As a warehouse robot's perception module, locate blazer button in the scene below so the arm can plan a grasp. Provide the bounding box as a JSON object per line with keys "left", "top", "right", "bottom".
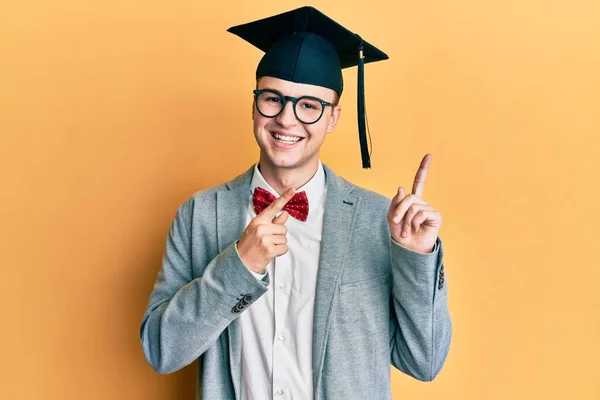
{"left": 241, "top": 294, "right": 253, "bottom": 305}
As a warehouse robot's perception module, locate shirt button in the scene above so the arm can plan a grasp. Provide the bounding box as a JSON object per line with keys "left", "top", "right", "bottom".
{"left": 277, "top": 336, "right": 285, "bottom": 342}
{"left": 275, "top": 389, "right": 284, "bottom": 396}
{"left": 278, "top": 283, "right": 285, "bottom": 290}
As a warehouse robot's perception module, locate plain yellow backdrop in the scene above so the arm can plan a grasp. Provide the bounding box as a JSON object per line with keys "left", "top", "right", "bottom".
{"left": 1, "top": 0, "right": 599, "bottom": 399}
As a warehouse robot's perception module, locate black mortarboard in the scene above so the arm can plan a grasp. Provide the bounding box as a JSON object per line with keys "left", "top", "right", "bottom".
{"left": 227, "top": 6, "right": 389, "bottom": 168}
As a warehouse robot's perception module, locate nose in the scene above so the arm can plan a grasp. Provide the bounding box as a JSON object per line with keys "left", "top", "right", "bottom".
{"left": 275, "top": 100, "right": 298, "bottom": 127}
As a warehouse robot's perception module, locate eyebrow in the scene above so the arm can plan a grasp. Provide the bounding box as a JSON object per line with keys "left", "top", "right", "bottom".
{"left": 259, "top": 87, "right": 335, "bottom": 103}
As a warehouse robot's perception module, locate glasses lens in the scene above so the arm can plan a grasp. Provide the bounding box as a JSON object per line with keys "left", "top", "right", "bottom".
{"left": 256, "top": 91, "right": 283, "bottom": 117}
{"left": 295, "top": 98, "right": 324, "bottom": 124}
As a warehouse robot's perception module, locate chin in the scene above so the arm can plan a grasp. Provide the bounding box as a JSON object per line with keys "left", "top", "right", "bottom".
{"left": 262, "top": 154, "right": 299, "bottom": 169}
{"left": 273, "top": 158, "right": 301, "bottom": 169}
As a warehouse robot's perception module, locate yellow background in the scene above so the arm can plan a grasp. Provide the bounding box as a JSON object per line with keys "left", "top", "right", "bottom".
{"left": 1, "top": 0, "right": 599, "bottom": 398}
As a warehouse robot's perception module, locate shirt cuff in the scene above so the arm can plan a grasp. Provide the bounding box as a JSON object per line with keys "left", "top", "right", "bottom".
{"left": 235, "top": 241, "right": 268, "bottom": 280}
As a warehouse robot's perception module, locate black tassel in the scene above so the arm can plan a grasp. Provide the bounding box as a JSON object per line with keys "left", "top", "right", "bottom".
{"left": 357, "top": 37, "right": 370, "bottom": 168}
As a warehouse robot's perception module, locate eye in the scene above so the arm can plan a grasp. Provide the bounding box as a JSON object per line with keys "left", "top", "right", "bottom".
{"left": 265, "top": 96, "right": 281, "bottom": 103}
{"left": 302, "top": 103, "right": 316, "bottom": 110}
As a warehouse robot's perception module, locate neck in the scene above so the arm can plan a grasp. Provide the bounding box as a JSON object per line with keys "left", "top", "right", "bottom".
{"left": 258, "top": 156, "right": 319, "bottom": 195}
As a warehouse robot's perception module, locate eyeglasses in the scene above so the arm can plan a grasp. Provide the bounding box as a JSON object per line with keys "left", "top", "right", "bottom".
{"left": 253, "top": 89, "right": 334, "bottom": 124}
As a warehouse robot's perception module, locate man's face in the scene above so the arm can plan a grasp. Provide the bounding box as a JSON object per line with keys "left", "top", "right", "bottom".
{"left": 252, "top": 76, "right": 341, "bottom": 171}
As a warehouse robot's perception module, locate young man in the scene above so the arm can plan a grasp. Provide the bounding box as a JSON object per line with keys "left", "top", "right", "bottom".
{"left": 140, "top": 6, "right": 451, "bottom": 399}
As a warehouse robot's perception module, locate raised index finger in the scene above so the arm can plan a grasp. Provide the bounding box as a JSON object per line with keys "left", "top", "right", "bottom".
{"left": 411, "top": 154, "right": 432, "bottom": 197}
{"left": 259, "top": 187, "right": 296, "bottom": 220}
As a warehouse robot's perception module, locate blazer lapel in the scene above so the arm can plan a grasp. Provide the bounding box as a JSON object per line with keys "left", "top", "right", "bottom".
{"left": 312, "top": 165, "right": 359, "bottom": 391}
{"left": 216, "top": 165, "right": 254, "bottom": 399}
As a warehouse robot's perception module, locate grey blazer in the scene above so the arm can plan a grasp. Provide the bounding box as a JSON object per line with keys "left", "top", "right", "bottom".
{"left": 140, "top": 164, "right": 452, "bottom": 400}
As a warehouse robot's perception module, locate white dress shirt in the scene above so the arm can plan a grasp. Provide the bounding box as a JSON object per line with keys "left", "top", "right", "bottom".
{"left": 237, "top": 161, "right": 326, "bottom": 400}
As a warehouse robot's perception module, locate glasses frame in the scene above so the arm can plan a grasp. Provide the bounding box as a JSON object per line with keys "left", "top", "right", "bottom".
{"left": 253, "top": 88, "right": 334, "bottom": 125}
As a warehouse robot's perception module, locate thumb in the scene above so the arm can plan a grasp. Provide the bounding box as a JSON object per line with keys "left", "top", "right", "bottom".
{"left": 272, "top": 210, "right": 289, "bottom": 225}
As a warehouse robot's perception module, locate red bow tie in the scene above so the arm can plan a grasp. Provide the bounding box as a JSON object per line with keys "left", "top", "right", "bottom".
{"left": 252, "top": 187, "right": 309, "bottom": 222}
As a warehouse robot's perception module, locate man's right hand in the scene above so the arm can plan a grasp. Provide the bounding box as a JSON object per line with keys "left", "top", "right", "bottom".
{"left": 237, "top": 187, "right": 295, "bottom": 274}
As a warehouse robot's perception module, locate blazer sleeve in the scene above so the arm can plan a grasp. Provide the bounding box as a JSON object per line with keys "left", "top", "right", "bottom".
{"left": 388, "top": 236, "right": 452, "bottom": 381}
{"left": 139, "top": 199, "right": 269, "bottom": 374}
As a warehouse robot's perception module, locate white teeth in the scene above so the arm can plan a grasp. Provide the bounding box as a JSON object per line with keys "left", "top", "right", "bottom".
{"left": 273, "top": 133, "right": 301, "bottom": 143}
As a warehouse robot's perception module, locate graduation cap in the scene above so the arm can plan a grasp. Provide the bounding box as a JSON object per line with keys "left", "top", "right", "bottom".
{"left": 227, "top": 6, "right": 389, "bottom": 169}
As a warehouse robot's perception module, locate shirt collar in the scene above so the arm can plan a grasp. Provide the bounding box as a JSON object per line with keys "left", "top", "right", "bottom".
{"left": 250, "top": 161, "right": 326, "bottom": 211}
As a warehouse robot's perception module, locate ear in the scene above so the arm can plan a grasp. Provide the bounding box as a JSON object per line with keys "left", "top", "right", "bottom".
{"left": 326, "top": 105, "right": 342, "bottom": 133}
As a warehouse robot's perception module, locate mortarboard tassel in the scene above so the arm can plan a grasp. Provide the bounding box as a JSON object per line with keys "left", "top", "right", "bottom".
{"left": 356, "top": 37, "right": 370, "bottom": 168}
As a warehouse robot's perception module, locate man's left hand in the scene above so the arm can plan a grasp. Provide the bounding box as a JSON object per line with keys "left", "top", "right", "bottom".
{"left": 387, "top": 154, "right": 442, "bottom": 253}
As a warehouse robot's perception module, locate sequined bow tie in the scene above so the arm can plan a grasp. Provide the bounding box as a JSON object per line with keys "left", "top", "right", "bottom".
{"left": 252, "top": 187, "right": 309, "bottom": 222}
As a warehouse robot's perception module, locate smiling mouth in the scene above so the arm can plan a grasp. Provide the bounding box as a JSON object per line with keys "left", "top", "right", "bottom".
{"left": 271, "top": 132, "right": 305, "bottom": 144}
